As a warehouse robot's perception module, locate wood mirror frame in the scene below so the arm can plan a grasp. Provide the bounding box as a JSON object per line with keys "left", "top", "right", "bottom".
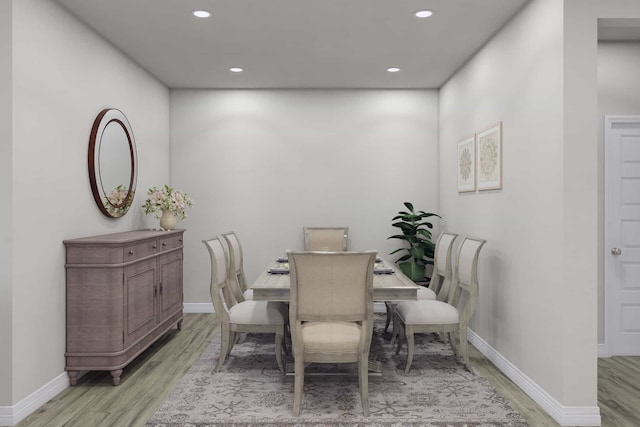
{"left": 88, "top": 108, "right": 137, "bottom": 218}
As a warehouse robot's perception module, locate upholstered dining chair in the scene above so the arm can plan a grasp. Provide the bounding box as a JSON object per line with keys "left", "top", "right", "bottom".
{"left": 287, "top": 250, "right": 377, "bottom": 416}
{"left": 221, "top": 231, "right": 253, "bottom": 301}
{"left": 303, "top": 227, "right": 349, "bottom": 251}
{"left": 385, "top": 231, "right": 459, "bottom": 335}
{"left": 392, "top": 236, "right": 486, "bottom": 373}
{"left": 203, "top": 236, "right": 286, "bottom": 373}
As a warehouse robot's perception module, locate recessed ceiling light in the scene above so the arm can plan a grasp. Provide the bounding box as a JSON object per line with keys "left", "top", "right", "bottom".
{"left": 229, "top": 67, "right": 244, "bottom": 73}
{"left": 414, "top": 10, "right": 433, "bottom": 18}
{"left": 387, "top": 67, "right": 400, "bottom": 73}
{"left": 193, "top": 10, "right": 211, "bottom": 18}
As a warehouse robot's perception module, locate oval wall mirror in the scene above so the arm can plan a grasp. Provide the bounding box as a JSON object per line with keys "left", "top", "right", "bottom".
{"left": 88, "top": 108, "right": 138, "bottom": 218}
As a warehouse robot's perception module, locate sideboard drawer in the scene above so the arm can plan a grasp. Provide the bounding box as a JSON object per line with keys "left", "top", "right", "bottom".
{"left": 159, "top": 235, "right": 183, "bottom": 252}
{"left": 124, "top": 240, "right": 158, "bottom": 261}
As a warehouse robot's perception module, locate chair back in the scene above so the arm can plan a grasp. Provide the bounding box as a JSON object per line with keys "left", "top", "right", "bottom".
{"left": 429, "top": 231, "right": 459, "bottom": 301}
{"left": 303, "top": 227, "right": 349, "bottom": 251}
{"left": 288, "top": 250, "right": 376, "bottom": 323}
{"left": 448, "top": 236, "right": 486, "bottom": 324}
{"left": 221, "top": 231, "right": 249, "bottom": 300}
{"left": 202, "top": 236, "right": 238, "bottom": 323}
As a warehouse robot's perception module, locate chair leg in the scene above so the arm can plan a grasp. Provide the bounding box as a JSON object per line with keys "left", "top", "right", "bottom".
{"left": 359, "top": 355, "right": 370, "bottom": 416}
{"left": 293, "top": 355, "right": 305, "bottom": 416}
{"left": 395, "top": 316, "right": 405, "bottom": 355}
{"left": 216, "top": 325, "right": 230, "bottom": 372}
{"left": 384, "top": 302, "right": 392, "bottom": 333}
{"left": 390, "top": 316, "right": 397, "bottom": 347}
{"left": 275, "top": 330, "right": 285, "bottom": 373}
{"left": 459, "top": 327, "right": 473, "bottom": 374}
{"left": 404, "top": 326, "right": 415, "bottom": 374}
{"left": 448, "top": 331, "right": 458, "bottom": 355}
{"left": 227, "top": 331, "right": 237, "bottom": 356}
{"left": 281, "top": 333, "right": 290, "bottom": 356}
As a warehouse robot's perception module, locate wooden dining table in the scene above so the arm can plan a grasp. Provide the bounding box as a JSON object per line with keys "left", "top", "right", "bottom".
{"left": 250, "top": 258, "right": 419, "bottom": 302}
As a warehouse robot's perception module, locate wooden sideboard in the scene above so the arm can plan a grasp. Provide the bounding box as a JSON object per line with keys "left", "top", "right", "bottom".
{"left": 64, "top": 229, "right": 184, "bottom": 386}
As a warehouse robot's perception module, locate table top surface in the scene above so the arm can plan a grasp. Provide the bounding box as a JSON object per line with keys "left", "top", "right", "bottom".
{"left": 250, "top": 258, "right": 419, "bottom": 302}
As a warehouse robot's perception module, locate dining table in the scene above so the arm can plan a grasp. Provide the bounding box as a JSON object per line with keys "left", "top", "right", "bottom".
{"left": 249, "top": 257, "right": 419, "bottom": 302}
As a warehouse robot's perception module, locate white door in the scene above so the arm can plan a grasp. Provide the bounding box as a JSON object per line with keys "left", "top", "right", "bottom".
{"left": 605, "top": 115, "right": 640, "bottom": 355}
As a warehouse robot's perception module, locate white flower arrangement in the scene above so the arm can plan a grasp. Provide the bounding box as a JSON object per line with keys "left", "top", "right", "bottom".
{"left": 142, "top": 185, "right": 194, "bottom": 220}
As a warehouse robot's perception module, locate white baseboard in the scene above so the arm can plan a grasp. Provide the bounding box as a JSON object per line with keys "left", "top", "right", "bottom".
{"left": 597, "top": 344, "right": 610, "bottom": 358}
{"left": 0, "top": 407, "right": 11, "bottom": 427}
{"left": 0, "top": 372, "right": 69, "bottom": 426}
{"left": 468, "top": 329, "right": 601, "bottom": 426}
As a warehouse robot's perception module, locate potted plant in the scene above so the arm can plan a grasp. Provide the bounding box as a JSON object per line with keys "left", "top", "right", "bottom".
{"left": 388, "top": 202, "right": 440, "bottom": 282}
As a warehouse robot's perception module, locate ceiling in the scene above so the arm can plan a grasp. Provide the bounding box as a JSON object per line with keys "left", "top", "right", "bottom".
{"left": 54, "top": 0, "right": 532, "bottom": 89}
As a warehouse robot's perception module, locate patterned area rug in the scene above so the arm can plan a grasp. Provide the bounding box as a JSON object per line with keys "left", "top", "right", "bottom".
{"left": 147, "top": 316, "right": 527, "bottom": 427}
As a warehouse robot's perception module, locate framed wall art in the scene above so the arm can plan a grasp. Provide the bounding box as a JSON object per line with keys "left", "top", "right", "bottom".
{"left": 477, "top": 122, "right": 502, "bottom": 190}
{"left": 457, "top": 135, "right": 476, "bottom": 192}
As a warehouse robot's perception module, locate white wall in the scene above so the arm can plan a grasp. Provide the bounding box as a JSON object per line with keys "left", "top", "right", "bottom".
{"left": 561, "top": 1, "right": 640, "bottom": 411}
{"left": 597, "top": 41, "right": 640, "bottom": 343}
{"left": 441, "top": 0, "right": 640, "bottom": 420}
{"left": 0, "top": 0, "right": 12, "bottom": 407}
{"left": 170, "top": 90, "right": 440, "bottom": 303}
{"left": 10, "top": 0, "right": 170, "bottom": 404}
{"left": 598, "top": 43, "right": 640, "bottom": 117}
{"left": 440, "top": 0, "right": 571, "bottom": 403}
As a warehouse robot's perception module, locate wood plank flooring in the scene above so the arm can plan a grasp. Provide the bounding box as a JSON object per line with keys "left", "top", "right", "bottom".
{"left": 14, "top": 314, "right": 640, "bottom": 427}
{"left": 598, "top": 356, "right": 640, "bottom": 427}
{"left": 17, "top": 314, "right": 219, "bottom": 427}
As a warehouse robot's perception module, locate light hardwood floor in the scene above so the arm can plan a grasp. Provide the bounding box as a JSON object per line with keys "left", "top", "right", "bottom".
{"left": 15, "top": 314, "right": 639, "bottom": 427}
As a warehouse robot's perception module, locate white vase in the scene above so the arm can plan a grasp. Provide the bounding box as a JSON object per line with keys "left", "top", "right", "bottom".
{"left": 159, "top": 209, "right": 178, "bottom": 230}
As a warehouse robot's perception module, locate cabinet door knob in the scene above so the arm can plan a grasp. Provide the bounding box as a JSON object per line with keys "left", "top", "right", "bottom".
{"left": 152, "top": 244, "right": 158, "bottom": 249}
{"left": 128, "top": 250, "right": 134, "bottom": 256}
{"left": 179, "top": 239, "right": 183, "bottom": 243}
{"left": 611, "top": 247, "right": 622, "bottom": 256}
{"left": 162, "top": 242, "right": 167, "bottom": 247}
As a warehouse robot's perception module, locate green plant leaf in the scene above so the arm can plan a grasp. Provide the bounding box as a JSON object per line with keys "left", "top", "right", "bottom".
{"left": 387, "top": 234, "right": 410, "bottom": 241}
{"left": 418, "top": 211, "right": 441, "bottom": 218}
{"left": 409, "top": 247, "right": 425, "bottom": 259}
{"left": 417, "top": 229, "right": 433, "bottom": 239}
{"left": 389, "top": 248, "right": 409, "bottom": 255}
{"left": 403, "top": 202, "right": 414, "bottom": 212}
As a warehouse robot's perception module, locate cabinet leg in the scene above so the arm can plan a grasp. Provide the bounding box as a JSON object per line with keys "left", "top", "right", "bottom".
{"left": 68, "top": 371, "right": 79, "bottom": 386}
{"left": 110, "top": 369, "right": 123, "bottom": 386}
{"left": 177, "top": 319, "right": 183, "bottom": 331}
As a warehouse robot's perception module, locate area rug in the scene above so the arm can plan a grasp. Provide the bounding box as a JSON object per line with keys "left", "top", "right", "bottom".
{"left": 147, "top": 316, "right": 528, "bottom": 426}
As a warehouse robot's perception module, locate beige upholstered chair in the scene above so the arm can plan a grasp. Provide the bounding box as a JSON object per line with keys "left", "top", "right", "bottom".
{"left": 288, "top": 250, "right": 377, "bottom": 416}
{"left": 303, "top": 227, "right": 348, "bottom": 251}
{"left": 385, "top": 231, "right": 459, "bottom": 334}
{"left": 203, "top": 236, "right": 286, "bottom": 373}
{"left": 392, "top": 236, "right": 486, "bottom": 373}
{"left": 421, "top": 231, "right": 460, "bottom": 301}
{"left": 221, "top": 231, "right": 253, "bottom": 301}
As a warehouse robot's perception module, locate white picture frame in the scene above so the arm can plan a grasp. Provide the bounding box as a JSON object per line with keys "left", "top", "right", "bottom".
{"left": 477, "top": 122, "right": 502, "bottom": 190}
{"left": 457, "top": 135, "right": 476, "bottom": 193}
